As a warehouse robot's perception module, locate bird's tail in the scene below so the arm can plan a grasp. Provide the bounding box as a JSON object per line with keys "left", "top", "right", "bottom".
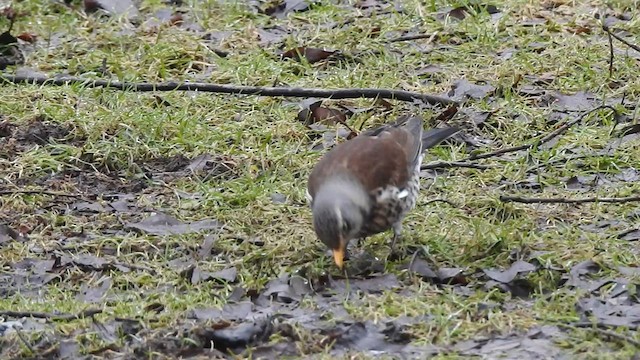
{"left": 421, "top": 127, "right": 459, "bottom": 150}
{"left": 400, "top": 116, "right": 424, "bottom": 137}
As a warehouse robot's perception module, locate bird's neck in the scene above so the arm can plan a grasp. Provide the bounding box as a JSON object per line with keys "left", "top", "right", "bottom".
{"left": 316, "top": 174, "right": 371, "bottom": 209}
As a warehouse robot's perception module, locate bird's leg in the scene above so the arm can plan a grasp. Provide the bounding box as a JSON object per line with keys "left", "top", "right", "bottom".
{"left": 390, "top": 223, "right": 402, "bottom": 250}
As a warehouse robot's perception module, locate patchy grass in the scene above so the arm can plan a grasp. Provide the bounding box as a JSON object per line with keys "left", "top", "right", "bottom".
{"left": 1, "top": 0, "right": 640, "bottom": 358}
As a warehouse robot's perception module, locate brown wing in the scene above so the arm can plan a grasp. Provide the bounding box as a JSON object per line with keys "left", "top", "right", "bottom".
{"left": 308, "top": 124, "right": 419, "bottom": 198}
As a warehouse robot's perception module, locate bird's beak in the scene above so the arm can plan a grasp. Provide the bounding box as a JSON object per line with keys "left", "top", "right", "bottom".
{"left": 332, "top": 236, "right": 347, "bottom": 269}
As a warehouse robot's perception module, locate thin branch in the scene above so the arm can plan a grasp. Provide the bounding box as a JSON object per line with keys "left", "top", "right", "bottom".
{"left": 13, "top": 326, "right": 35, "bottom": 354}
{"left": 388, "top": 33, "right": 438, "bottom": 43}
{"left": 558, "top": 323, "right": 640, "bottom": 347}
{"left": 465, "top": 144, "right": 529, "bottom": 161}
{"left": 607, "top": 28, "right": 614, "bottom": 78}
{"left": 464, "top": 105, "right": 617, "bottom": 161}
{"left": 572, "top": 321, "right": 639, "bottom": 331}
{"left": 421, "top": 161, "right": 492, "bottom": 170}
{"left": 604, "top": 25, "right": 640, "bottom": 53}
{"left": 0, "top": 189, "right": 83, "bottom": 198}
{"left": 500, "top": 195, "right": 640, "bottom": 204}
{"left": 617, "top": 227, "right": 639, "bottom": 239}
{"left": 423, "top": 198, "right": 457, "bottom": 207}
{"left": 525, "top": 155, "right": 590, "bottom": 173}
{"left": 0, "top": 309, "right": 102, "bottom": 321}
{"left": 0, "top": 75, "right": 457, "bottom": 105}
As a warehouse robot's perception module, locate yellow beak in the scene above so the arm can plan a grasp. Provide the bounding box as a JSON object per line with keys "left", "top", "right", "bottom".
{"left": 332, "top": 236, "right": 347, "bottom": 269}
{"left": 333, "top": 247, "right": 345, "bottom": 269}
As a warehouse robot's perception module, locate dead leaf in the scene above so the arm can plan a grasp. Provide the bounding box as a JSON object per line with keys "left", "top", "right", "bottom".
{"left": 191, "top": 266, "right": 238, "bottom": 284}
{"left": 618, "top": 228, "right": 640, "bottom": 241}
{"left": 564, "top": 260, "right": 601, "bottom": 289}
{"left": 190, "top": 302, "right": 253, "bottom": 321}
{"left": 435, "top": 104, "right": 459, "bottom": 122}
{"left": 256, "top": 26, "right": 289, "bottom": 46}
{"left": 77, "top": 277, "right": 111, "bottom": 303}
{"left": 437, "top": 4, "right": 500, "bottom": 21}
{"left": 71, "top": 201, "right": 107, "bottom": 213}
{"left": 281, "top": 47, "right": 337, "bottom": 63}
{"left": 448, "top": 79, "right": 495, "bottom": 100}
{"left": 617, "top": 123, "right": 640, "bottom": 137}
{"left": 298, "top": 106, "right": 347, "bottom": 125}
{"left": 322, "top": 321, "right": 409, "bottom": 353}
{"left": 58, "top": 339, "right": 80, "bottom": 359}
{"left": 262, "top": 0, "right": 313, "bottom": 19}
{"left": 405, "top": 258, "right": 437, "bottom": 279}
{"left": 328, "top": 274, "right": 400, "bottom": 294}
{"left": 194, "top": 318, "right": 273, "bottom": 352}
{"left": 550, "top": 91, "right": 595, "bottom": 111}
{"left": 308, "top": 124, "right": 354, "bottom": 151}
{"left": 84, "top": 0, "right": 139, "bottom": 18}
{"left": 16, "top": 32, "right": 36, "bottom": 43}
{"left": 415, "top": 64, "right": 443, "bottom": 76}
{"left": 0, "top": 224, "right": 26, "bottom": 244}
{"left": 483, "top": 260, "right": 537, "bottom": 283}
{"left": 437, "top": 267, "right": 466, "bottom": 284}
{"left": 198, "top": 234, "right": 217, "bottom": 259}
{"left": 126, "top": 213, "right": 222, "bottom": 236}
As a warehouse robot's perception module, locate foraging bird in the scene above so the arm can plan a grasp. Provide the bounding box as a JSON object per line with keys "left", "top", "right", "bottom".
{"left": 307, "top": 116, "right": 458, "bottom": 269}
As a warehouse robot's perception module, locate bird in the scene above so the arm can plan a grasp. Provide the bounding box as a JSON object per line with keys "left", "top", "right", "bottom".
{"left": 306, "top": 115, "right": 458, "bottom": 269}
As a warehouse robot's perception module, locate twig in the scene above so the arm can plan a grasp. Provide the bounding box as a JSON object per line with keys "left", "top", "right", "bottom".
{"left": 465, "top": 144, "right": 529, "bottom": 161}
{"left": 0, "top": 189, "right": 83, "bottom": 198}
{"left": 0, "top": 75, "right": 456, "bottom": 105}
{"left": 572, "top": 321, "right": 639, "bottom": 331}
{"left": 617, "top": 227, "right": 639, "bottom": 239}
{"left": 0, "top": 309, "right": 102, "bottom": 321}
{"left": 464, "top": 105, "right": 617, "bottom": 161}
{"left": 500, "top": 195, "right": 640, "bottom": 204}
{"left": 606, "top": 27, "right": 614, "bottom": 78}
{"left": 423, "top": 198, "right": 457, "bottom": 207}
{"left": 558, "top": 323, "right": 640, "bottom": 347}
{"left": 388, "top": 33, "right": 438, "bottom": 43}
{"left": 525, "top": 155, "right": 590, "bottom": 173}
{"left": 13, "top": 326, "right": 35, "bottom": 354}
{"left": 604, "top": 25, "right": 640, "bottom": 53}
{"left": 421, "top": 161, "right": 492, "bottom": 170}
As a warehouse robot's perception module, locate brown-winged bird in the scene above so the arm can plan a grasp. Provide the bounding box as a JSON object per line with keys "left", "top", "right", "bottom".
{"left": 307, "top": 116, "right": 458, "bottom": 268}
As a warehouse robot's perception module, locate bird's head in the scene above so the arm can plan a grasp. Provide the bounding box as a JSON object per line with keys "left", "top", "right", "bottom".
{"left": 311, "top": 175, "right": 371, "bottom": 269}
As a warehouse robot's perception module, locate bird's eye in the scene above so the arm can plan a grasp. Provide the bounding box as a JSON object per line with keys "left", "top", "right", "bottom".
{"left": 341, "top": 221, "right": 350, "bottom": 233}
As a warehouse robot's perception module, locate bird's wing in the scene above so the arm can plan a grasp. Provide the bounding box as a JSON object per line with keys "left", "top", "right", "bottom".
{"left": 308, "top": 126, "right": 414, "bottom": 197}
{"left": 308, "top": 115, "right": 459, "bottom": 197}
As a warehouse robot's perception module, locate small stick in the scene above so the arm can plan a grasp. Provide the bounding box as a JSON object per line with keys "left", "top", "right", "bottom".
{"left": 558, "top": 323, "right": 640, "bottom": 347}
{"left": 0, "top": 309, "right": 102, "bottom": 321}
{"left": 421, "top": 161, "right": 492, "bottom": 170}
{"left": 604, "top": 25, "right": 640, "bottom": 53}
{"left": 13, "top": 326, "right": 35, "bottom": 354}
{"left": 607, "top": 28, "right": 614, "bottom": 78}
{"left": 0, "top": 75, "right": 457, "bottom": 105}
{"left": 464, "top": 105, "right": 616, "bottom": 161}
{"left": 0, "top": 190, "right": 83, "bottom": 198}
{"left": 500, "top": 195, "right": 640, "bottom": 204}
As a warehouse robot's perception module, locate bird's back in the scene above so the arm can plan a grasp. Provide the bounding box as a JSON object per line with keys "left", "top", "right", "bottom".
{"left": 307, "top": 118, "right": 422, "bottom": 200}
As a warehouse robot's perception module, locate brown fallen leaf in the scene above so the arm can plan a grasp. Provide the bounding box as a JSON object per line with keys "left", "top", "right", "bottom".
{"left": 262, "top": 0, "right": 312, "bottom": 19}
{"left": 299, "top": 107, "right": 347, "bottom": 125}
{"left": 169, "top": 13, "right": 183, "bottom": 26}
{"left": 435, "top": 104, "right": 459, "bottom": 121}
{"left": 16, "top": 32, "right": 37, "bottom": 43}
{"left": 281, "top": 46, "right": 337, "bottom": 63}
{"left": 297, "top": 99, "right": 348, "bottom": 126}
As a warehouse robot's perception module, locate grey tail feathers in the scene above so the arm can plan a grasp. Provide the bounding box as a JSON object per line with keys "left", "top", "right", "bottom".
{"left": 400, "top": 116, "right": 424, "bottom": 137}
{"left": 421, "top": 127, "right": 459, "bottom": 150}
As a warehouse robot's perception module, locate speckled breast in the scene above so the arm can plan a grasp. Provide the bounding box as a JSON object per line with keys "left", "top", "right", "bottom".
{"left": 357, "top": 172, "right": 421, "bottom": 237}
